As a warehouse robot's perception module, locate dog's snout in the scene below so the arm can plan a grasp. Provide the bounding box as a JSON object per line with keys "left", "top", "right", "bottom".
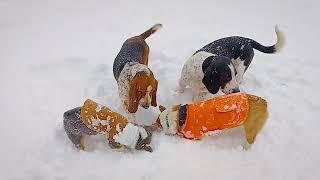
{"left": 141, "top": 104, "right": 150, "bottom": 109}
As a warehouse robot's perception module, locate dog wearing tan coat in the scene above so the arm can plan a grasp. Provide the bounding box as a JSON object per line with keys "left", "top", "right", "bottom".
{"left": 63, "top": 99, "right": 153, "bottom": 152}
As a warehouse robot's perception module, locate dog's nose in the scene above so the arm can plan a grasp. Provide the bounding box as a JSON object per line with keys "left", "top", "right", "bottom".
{"left": 232, "top": 88, "right": 240, "bottom": 93}
{"left": 141, "top": 105, "right": 150, "bottom": 109}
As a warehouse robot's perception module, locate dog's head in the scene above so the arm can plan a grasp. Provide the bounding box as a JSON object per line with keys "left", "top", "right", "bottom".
{"left": 152, "top": 105, "right": 179, "bottom": 135}
{"left": 128, "top": 71, "right": 158, "bottom": 113}
{"left": 202, "top": 56, "right": 239, "bottom": 95}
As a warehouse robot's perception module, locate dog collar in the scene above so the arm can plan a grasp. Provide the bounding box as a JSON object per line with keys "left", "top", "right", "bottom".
{"left": 178, "top": 104, "right": 188, "bottom": 129}
{"left": 159, "top": 109, "right": 178, "bottom": 135}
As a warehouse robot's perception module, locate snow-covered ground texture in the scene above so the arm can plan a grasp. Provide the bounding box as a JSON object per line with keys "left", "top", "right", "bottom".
{"left": 1, "top": 0, "right": 320, "bottom": 179}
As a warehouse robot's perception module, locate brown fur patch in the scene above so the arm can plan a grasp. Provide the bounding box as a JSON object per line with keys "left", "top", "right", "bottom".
{"left": 244, "top": 94, "right": 269, "bottom": 144}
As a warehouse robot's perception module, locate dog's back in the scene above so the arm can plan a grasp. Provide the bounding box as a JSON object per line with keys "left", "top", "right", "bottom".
{"left": 196, "top": 36, "right": 249, "bottom": 59}
{"left": 113, "top": 24, "right": 162, "bottom": 80}
{"left": 196, "top": 26, "right": 285, "bottom": 59}
{"left": 113, "top": 40, "right": 145, "bottom": 80}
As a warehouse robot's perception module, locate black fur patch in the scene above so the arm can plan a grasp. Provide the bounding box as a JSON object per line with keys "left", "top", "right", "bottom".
{"left": 202, "top": 56, "right": 232, "bottom": 94}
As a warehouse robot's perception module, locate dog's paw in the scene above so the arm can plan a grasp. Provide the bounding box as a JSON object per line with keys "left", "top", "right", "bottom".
{"left": 142, "top": 145, "right": 153, "bottom": 152}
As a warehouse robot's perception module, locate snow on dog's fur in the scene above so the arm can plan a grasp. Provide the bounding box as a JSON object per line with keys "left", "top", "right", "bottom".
{"left": 113, "top": 24, "right": 161, "bottom": 123}
{"left": 178, "top": 26, "right": 285, "bottom": 101}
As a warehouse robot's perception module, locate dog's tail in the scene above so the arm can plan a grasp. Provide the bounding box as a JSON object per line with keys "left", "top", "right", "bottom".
{"left": 139, "top": 24, "right": 162, "bottom": 39}
{"left": 251, "top": 25, "right": 285, "bottom": 53}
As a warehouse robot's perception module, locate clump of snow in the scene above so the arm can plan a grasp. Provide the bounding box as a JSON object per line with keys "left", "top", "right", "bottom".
{"left": 1, "top": 0, "right": 320, "bottom": 180}
{"left": 114, "top": 123, "right": 140, "bottom": 148}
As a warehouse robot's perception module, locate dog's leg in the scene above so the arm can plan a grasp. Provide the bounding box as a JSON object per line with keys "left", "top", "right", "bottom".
{"left": 176, "top": 78, "right": 187, "bottom": 93}
{"left": 235, "top": 47, "right": 254, "bottom": 84}
{"left": 63, "top": 107, "right": 95, "bottom": 150}
{"left": 79, "top": 136, "right": 86, "bottom": 150}
{"left": 243, "top": 95, "right": 268, "bottom": 144}
{"left": 193, "top": 92, "right": 209, "bottom": 102}
{"left": 193, "top": 88, "right": 210, "bottom": 102}
{"left": 231, "top": 58, "right": 245, "bottom": 85}
{"left": 64, "top": 127, "right": 85, "bottom": 150}
{"left": 192, "top": 85, "right": 210, "bottom": 102}
{"left": 176, "top": 66, "right": 188, "bottom": 93}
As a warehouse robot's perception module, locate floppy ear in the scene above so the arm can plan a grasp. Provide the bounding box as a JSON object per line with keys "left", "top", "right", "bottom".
{"left": 151, "top": 79, "right": 158, "bottom": 107}
{"left": 202, "top": 65, "right": 220, "bottom": 94}
{"left": 128, "top": 77, "right": 139, "bottom": 113}
{"left": 159, "top": 105, "right": 166, "bottom": 112}
{"left": 151, "top": 116, "right": 162, "bottom": 130}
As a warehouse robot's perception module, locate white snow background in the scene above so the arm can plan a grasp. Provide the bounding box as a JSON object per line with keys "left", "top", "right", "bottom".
{"left": 1, "top": 0, "right": 320, "bottom": 179}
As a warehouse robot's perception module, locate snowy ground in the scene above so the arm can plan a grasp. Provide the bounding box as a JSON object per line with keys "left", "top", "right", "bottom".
{"left": 1, "top": 0, "right": 320, "bottom": 179}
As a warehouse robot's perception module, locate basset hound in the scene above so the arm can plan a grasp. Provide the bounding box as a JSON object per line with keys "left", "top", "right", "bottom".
{"left": 178, "top": 26, "right": 285, "bottom": 101}
{"left": 63, "top": 99, "right": 154, "bottom": 152}
{"left": 113, "top": 24, "right": 162, "bottom": 122}
{"left": 153, "top": 92, "right": 269, "bottom": 146}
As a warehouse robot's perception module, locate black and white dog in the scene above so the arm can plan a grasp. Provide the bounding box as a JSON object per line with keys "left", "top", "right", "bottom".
{"left": 178, "top": 26, "right": 285, "bottom": 101}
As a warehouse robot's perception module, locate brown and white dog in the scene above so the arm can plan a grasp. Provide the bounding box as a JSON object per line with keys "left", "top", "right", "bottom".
{"left": 113, "top": 24, "right": 162, "bottom": 123}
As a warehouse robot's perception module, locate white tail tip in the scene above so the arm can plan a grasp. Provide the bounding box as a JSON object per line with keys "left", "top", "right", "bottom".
{"left": 151, "top": 24, "right": 162, "bottom": 32}
{"left": 275, "top": 25, "right": 285, "bottom": 52}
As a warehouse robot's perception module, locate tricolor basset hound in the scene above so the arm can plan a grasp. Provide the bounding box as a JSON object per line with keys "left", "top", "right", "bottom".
{"left": 153, "top": 93, "right": 269, "bottom": 146}
{"left": 63, "top": 99, "right": 154, "bottom": 152}
{"left": 113, "top": 24, "right": 162, "bottom": 123}
{"left": 178, "top": 26, "right": 285, "bottom": 101}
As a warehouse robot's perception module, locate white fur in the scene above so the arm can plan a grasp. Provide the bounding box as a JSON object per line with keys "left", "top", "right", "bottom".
{"left": 117, "top": 62, "right": 150, "bottom": 122}
{"left": 159, "top": 109, "right": 178, "bottom": 135}
{"left": 151, "top": 24, "right": 162, "bottom": 32}
{"left": 275, "top": 25, "right": 285, "bottom": 52}
{"left": 220, "top": 58, "right": 247, "bottom": 94}
{"left": 178, "top": 51, "right": 215, "bottom": 100}
{"left": 231, "top": 58, "right": 246, "bottom": 84}
{"left": 222, "top": 64, "right": 238, "bottom": 94}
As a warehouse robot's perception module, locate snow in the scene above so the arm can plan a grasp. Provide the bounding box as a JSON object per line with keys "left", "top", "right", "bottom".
{"left": 114, "top": 123, "right": 140, "bottom": 148}
{"left": 1, "top": 0, "right": 320, "bottom": 180}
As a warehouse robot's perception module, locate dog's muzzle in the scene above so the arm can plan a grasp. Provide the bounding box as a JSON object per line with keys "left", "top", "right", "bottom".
{"left": 139, "top": 94, "right": 151, "bottom": 109}
{"left": 141, "top": 104, "right": 150, "bottom": 109}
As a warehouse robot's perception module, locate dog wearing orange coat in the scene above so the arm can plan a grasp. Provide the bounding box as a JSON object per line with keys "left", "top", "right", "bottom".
{"left": 154, "top": 92, "right": 268, "bottom": 145}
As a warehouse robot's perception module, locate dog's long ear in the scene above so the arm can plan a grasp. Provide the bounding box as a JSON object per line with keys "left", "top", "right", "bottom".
{"left": 202, "top": 65, "right": 220, "bottom": 94}
{"left": 151, "top": 78, "right": 158, "bottom": 107}
{"left": 128, "top": 76, "right": 139, "bottom": 113}
{"left": 159, "top": 105, "right": 166, "bottom": 112}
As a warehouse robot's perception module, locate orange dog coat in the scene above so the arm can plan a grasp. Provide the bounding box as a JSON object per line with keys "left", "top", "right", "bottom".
{"left": 179, "top": 93, "right": 249, "bottom": 139}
